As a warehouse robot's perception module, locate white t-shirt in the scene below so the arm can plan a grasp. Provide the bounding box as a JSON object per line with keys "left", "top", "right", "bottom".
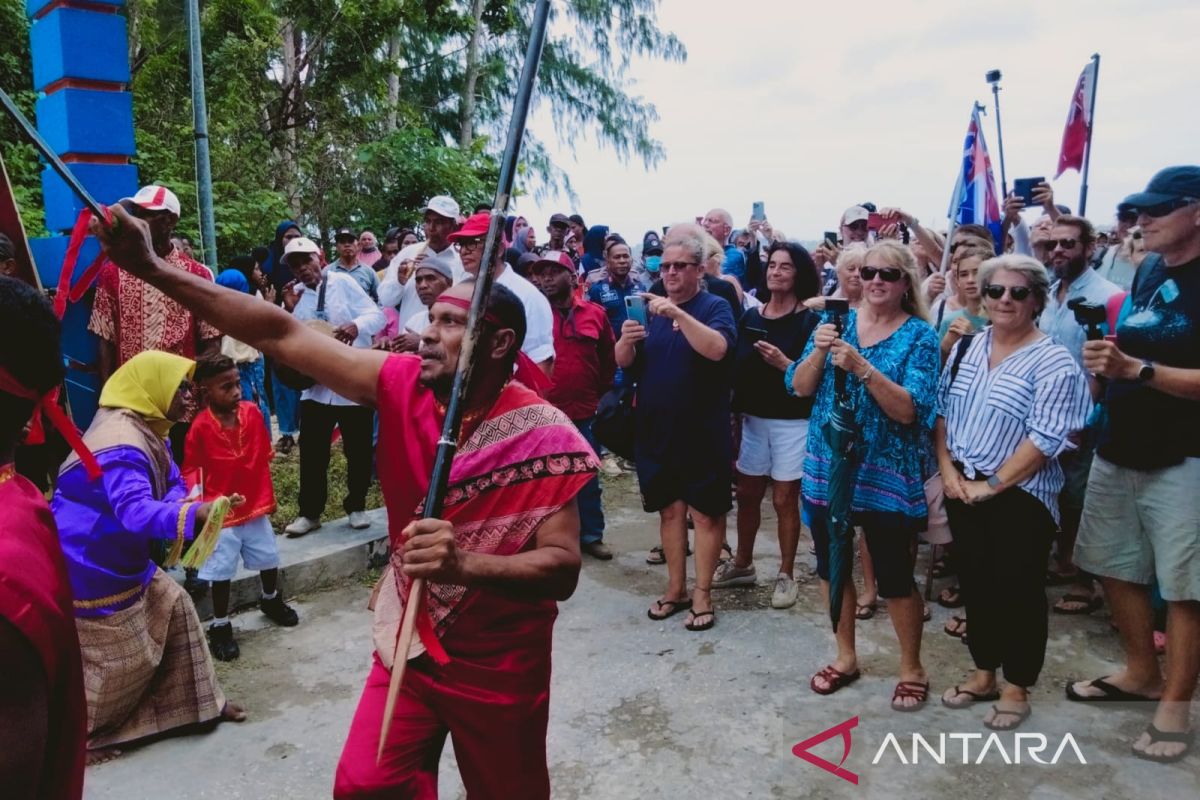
{"left": 378, "top": 243, "right": 464, "bottom": 308}
{"left": 404, "top": 309, "right": 430, "bottom": 335}
{"left": 494, "top": 266, "right": 555, "bottom": 364}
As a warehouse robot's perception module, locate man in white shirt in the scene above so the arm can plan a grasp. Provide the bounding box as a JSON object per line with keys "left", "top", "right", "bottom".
{"left": 278, "top": 237, "right": 386, "bottom": 536}
{"left": 378, "top": 195, "right": 464, "bottom": 309}
{"left": 379, "top": 250, "right": 456, "bottom": 354}
{"left": 449, "top": 211, "right": 555, "bottom": 374}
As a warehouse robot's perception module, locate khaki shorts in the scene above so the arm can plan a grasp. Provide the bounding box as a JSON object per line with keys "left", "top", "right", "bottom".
{"left": 1074, "top": 455, "right": 1200, "bottom": 602}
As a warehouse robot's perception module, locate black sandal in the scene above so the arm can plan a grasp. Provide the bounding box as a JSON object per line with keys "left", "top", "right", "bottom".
{"left": 647, "top": 598, "right": 692, "bottom": 620}
{"left": 937, "top": 585, "right": 964, "bottom": 608}
{"left": 1132, "top": 724, "right": 1195, "bottom": 764}
{"left": 685, "top": 608, "right": 715, "bottom": 631}
{"left": 984, "top": 704, "right": 1032, "bottom": 731}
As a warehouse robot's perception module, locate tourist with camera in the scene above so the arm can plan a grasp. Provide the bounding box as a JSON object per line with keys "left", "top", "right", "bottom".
{"left": 1035, "top": 216, "right": 1122, "bottom": 615}
{"left": 1067, "top": 166, "right": 1200, "bottom": 764}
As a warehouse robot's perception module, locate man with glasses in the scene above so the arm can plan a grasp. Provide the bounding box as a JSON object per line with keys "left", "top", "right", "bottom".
{"left": 1035, "top": 215, "right": 1120, "bottom": 616}
{"left": 451, "top": 212, "right": 555, "bottom": 375}
{"left": 1067, "top": 166, "right": 1200, "bottom": 765}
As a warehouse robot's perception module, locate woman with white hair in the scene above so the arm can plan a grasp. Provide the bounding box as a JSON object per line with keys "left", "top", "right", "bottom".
{"left": 936, "top": 254, "right": 1090, "bottom": 730}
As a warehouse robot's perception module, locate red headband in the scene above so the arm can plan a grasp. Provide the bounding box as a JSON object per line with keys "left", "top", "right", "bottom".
{"left": 434, "top": 293, "right": 505, "bottom": 327}
{"left": 0, "top": 366, "right": 101, "bottom": 480}
{"left": 430, "top": 293, "right": 552, "bottom": 396}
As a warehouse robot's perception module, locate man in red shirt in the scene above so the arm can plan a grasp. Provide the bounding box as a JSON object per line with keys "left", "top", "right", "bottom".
{"left": 531, "top": 251, "right": 617, "bottom": 559}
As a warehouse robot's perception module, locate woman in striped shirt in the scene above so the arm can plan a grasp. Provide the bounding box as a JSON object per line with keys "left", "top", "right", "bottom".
{"left": 935, "top": 254, "right": 1090, "bottom": 731}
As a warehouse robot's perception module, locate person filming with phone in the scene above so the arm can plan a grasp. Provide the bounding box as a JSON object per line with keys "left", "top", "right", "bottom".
{"left": 616, "top": 224, "right": 737, "bottom": 633}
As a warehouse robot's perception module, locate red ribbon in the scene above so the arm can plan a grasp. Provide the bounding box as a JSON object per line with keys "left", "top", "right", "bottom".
{"left": 0, "top": 366, "right": 101, "bottom": 480}
{"left": 54, "top": 207, "right": 112, "bottom": 319}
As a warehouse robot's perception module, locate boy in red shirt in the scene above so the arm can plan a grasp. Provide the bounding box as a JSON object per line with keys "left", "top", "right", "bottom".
{"left": 185, "top": 355, "right": 298, "bottom": 660}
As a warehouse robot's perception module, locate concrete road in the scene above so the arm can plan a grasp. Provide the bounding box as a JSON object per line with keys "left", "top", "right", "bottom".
{"left": 85, "top": 475, "right": 1198, "bottom": 798}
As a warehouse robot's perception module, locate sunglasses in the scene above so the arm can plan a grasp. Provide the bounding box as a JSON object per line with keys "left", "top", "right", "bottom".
{"left": 660, "top": 261, "right": 699, "bottom": 272}
{"left": 860, "top": 265, "right": 904, "bottom": 282}
{"left": 983, "top": 284, "right": 1033, "bottom": 301}
{"left": 1124, "top": 197, "right": 1199, "bottom": 218}
{"left": 1045, "top": 238, "right": 1079, "bottom": 251}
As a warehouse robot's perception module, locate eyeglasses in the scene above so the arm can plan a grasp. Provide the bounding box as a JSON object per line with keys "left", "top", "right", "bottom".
{"left": 660, "top": 261, "right": 699, "bottom": 272}
{"left": 859, "top": 265, "right": 904, "bottom": 282}
{"left": 455, "top": 239, "right": 485, "bottom": 253}
{"left": 1046, "top": 238, "right": 1079, "bottom": 251}
{"left": 983, "top": 284, "right": 1033, "bottom": 301}
{"left": 1123, "top": 197, "right": 1199, "bottom": 218}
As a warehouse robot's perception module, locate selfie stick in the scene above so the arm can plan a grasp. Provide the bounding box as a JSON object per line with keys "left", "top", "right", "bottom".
{"left": 0, "top": 88, "right": 111, "bottom": 226}
{"left": 376, "top": 0, "right": 551, "bottom": 764}
{"left": 986, "top": 70, "right": 1009, "bottom": 198}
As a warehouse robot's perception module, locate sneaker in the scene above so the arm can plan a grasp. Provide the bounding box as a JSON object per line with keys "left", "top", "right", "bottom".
{"left": 348, "top": 511, "right": 371, "bottom": 530}
{"left": 582, "top": 540, "right": 614, "bottom": 560}
{"left": 712, "top": 560, "right": 756, "bottom": 588}
{"left": 260, "top": 594, "right": 299, "bottom": 627}
{"left": 600, "top": 454, "right": 623, "bottom": 477}
{"left": 276, "top": 434, "right": 295, "bottom": 456}
{"left": 207, "top": 622, "right": 240, "bottom": 661}
{"left": 771, "top": 573, "right": 800, "bottom": 609}
{"left": 284, "top": 516, "right": 321, "bottom": 537}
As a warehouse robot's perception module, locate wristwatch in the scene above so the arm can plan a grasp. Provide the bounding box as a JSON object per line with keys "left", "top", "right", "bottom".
{"left": 986, "top": 475, "right": 1004, "bottom": 491}
{"left": 1137, "top": 360, "right": 1156, "bottom": 383}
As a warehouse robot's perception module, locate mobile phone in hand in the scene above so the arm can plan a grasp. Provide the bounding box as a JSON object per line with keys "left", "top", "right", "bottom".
{"left": 824, "top": 231, "right": 839, "bottom": 247}
{"left": 867, "top": 212, "right": 887, "bottom": 231}
{"left": 744, "top": 325, "right": 768, "bottom": 342}
{"left": 1013, "top": 177, "right": 1045, "bottom": 206}
{"left": 624, "top": 295, "right": 648, "bottom": 327}
{"left": 752, "top": 201, "right": 766, "bottom": 222}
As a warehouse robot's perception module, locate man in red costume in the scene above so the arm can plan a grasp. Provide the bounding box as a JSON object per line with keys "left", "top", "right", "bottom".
{"left": 92, "top": 207, "right": 599, "bottom": 799}
{"left": 0, "top": 276, "right": 87, "bottom": 799}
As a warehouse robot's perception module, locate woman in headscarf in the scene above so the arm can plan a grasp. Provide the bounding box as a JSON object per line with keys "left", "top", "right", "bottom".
{"left": 51, "top": 351, "right": 245, "bottom": 763}
{"left": 262, "top": 221, "right": 303, "bottom": 453}
{"left": 581, "top": 224, "right": 610, "bottom": 274}
{"left": 216, "top": 266, "right": 273, "bottom": 434}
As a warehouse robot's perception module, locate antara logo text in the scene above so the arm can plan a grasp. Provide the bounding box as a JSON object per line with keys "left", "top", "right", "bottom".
{"left": 794, "top": 717, "right": 1088, "bottom": 784}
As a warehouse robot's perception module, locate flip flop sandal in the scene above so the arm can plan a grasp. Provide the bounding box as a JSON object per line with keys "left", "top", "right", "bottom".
{"left": 937, "top": 586, "right": 964, "bottom": 608}
{"left": 645, "top": 544, "right": 692, "bottom": 564}
{"left": 1131, "top": 724, "right": 1195, "bottom": 764}
{"left": 891, "top": 681, "right": 930, "bottom": 712}
{"left": 1065, "top": 677, "right": 1159, "bottom": 703}
{"left": 944, "top": 615, "right": 967, "bottom": 638}
{"left": 941, "top": 685, "right": 1001, "bottom": 709}
{"left": 984, "top": 704, "right": 1032, "bottom": 731}
{"left": 1053, "top": 593, "right": 1102, "bottom": 615}
{"left": 684, "top": 608, "right": 715, "bottom": 632}
{"left": 855, "top": 601, "right": 878, "bottom": 620}
{"left": 647, "top": 598, "right": 692, "bottom": 621}
{"left": 810, "top": 665, "right": 862, "bottom": 696}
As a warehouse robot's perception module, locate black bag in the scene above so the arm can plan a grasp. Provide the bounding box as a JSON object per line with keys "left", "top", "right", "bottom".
{"left": 593, "top": 384, "right": 637, "bottom": 461}
{"left": 275, "top": 277, "right": 329, "bottom": 391}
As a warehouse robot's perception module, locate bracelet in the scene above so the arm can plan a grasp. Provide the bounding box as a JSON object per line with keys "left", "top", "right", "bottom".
{"left": 860, "top": 365, "right": 876, "bottom": 385}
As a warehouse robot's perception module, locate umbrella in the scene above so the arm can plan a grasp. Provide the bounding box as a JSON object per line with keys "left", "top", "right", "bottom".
{"left": 821, "top": 302, "right": 861, "bottom": 632}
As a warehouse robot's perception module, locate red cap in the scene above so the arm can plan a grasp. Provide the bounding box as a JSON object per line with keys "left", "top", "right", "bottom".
{"left": 531, "top": 250, "right": 575, "bottom": 272}
{"left": 446, "top": 211, "right": 492, "bottom": 242}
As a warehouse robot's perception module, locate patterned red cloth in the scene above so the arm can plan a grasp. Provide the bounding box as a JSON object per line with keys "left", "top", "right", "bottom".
{"left": 182, "top": 402, "right": 276, "bottom": 528}
{"left": 0, "top": 465, "right": 86, "bottom": 799}
{"left": 88, "top": 248, "right": 221, "bottom": 366}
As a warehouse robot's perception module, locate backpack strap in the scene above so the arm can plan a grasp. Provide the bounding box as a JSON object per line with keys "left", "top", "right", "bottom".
{"left": 949, "top": 332, "right": 976, "bottom": 383}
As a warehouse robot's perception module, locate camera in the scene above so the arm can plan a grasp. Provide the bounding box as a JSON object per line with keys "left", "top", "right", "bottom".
{"left": 1068, "top": 298, "right": 1106, "bottom": 341}
{"left": 986, "top": 69, "right": 1002, "bottom": 84}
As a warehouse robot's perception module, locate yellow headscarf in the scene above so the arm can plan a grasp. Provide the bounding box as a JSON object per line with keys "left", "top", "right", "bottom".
{"left": 99, "top": 351, "right": 197, "bottom": 438}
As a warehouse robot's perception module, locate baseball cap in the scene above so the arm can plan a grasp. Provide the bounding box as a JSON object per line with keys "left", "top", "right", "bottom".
{"left": 531, "top": 250, "right": 575, "bottom": 273}
{"left": 1119, "top": 166, "right": 1200, "bottom": 212}
{"left": 121, "top": 184, "right": 181, "bottom": 217}
{"left": 548, "top": 213, "right": 570, "bottom": 227}
{"left": 333, "top": 227, "right": 357, "bottom": 242}
{"left": 642, "top": 230, "right": 663, "bottom": 256}
{"left": 447, "top": 211, "right": 492, "bottom": 242}
{"left": 413, "top": 249, "right": 456, "bottom": 282}
{"left": 282, "top": 236, "right": 321, "bottom": 262}
{"left": 842, "top": 205, "right": 870, "bottom": 225}
{"left": 421, "top": 195, "right": 461, "bottom": 220}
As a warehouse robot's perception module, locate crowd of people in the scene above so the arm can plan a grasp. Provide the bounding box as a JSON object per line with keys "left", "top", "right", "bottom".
{"left": 0, "top": 163, "right": 1197, "bottom": 797}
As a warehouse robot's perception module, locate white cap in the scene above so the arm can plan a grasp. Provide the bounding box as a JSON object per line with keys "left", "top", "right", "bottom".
{"left": 421, "top": 195, "right": 460, "bottom": 220}
{"left": 282, "top": 236, "right": 321, "bottom": 262}
{"left": 842, "top": 205, "right": 870, "bottom": 225}
{"left": 122, "top": 184, "right": 181, "bottom": 217}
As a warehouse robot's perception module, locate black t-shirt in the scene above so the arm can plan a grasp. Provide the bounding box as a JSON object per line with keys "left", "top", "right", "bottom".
{"left": 650, "top": 273, "right": 741, "bottom": 320}
{"left": 732, "top": 307, "right": 818, "bottom": 419}
{"left": 1097, "top": 254, "right": 1200, "bottom": 469}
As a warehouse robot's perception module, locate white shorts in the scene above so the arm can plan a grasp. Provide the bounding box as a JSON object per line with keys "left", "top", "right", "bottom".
{"left": 736, "top": 415, "right": 809, "bottom": 482}
{"left": 197, "top": 515, "right": 280, "bottom": 582}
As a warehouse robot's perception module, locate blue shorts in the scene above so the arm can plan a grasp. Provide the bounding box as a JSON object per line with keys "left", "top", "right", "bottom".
{"left": 197, "top": 515, "right": 280, "bottom": 582}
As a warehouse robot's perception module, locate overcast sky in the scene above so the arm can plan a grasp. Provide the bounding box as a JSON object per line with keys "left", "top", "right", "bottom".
{"left": 516, "top": 0, "right": 1200, "bottom": 245}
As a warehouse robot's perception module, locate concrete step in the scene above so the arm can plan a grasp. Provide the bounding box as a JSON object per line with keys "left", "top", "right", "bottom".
{"left": 171, "top": 507, "right": 390, "bottom": 619}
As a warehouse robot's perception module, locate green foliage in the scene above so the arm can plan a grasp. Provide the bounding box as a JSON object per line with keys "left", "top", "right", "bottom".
{"left": 0, "top": 0, "right": 684, "bottom": 262}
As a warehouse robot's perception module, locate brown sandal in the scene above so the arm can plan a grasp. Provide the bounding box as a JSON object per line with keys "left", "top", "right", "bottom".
{"left": 891, "top": 681, "right": 929, "bottom": 712}
{"left": 810, "top": 665, "right": 861, "bottom": 696}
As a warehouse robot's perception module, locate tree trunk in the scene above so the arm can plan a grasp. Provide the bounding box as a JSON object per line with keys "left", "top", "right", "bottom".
{"left": 280, "top": 18, "right": 303, "bottom": 219}
{"left": 385, "top": 30, "right": 401, "bottom": 133}
{"left": 458, "top": 0, "right": 487, "bottom": 149}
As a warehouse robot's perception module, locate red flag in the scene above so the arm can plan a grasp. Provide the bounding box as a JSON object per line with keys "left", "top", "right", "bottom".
{"left": 1056, "top": 60, "right": 1097, "bottom": 178}
{"left": 0, "top": 151, "right": 42, "bottom": 290}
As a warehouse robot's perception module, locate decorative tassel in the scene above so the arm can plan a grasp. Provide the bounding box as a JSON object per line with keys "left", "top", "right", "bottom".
{"left": 181, "top": 496, "right": 232, "bottom": 569}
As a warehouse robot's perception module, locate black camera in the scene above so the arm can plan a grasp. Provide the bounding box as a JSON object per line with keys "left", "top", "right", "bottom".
{"left": 986, "top": 69, "right": 1002, "bottom": 84}
{"left": 1068, "top": 298, "right": 1106, "bottom": 341}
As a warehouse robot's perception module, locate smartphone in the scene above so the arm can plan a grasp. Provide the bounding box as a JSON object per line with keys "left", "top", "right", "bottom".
{"left": 867, "top": 212, "right": 888, "bottom": 231}
{"left": 751, "top": 201, "right": 766, "bottom": 222}
{"left": 662, "top": 226, "right": 669, "bottom": 236}
{"left": 624, "top": 295, "right": 648, "bottom": 327}
{"left": 744, "top": 325, "right": 768, "bottom": 342}
{"left": 1013, "top": 177, "right": 1045, "bottom": 206}
{"left": 823, "top": 231, "right": 839, "bottom": 248}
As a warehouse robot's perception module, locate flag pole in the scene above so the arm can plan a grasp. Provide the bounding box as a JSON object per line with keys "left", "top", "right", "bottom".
{"left": 1078, "top": 53, "right": 1100, "bottom": 216}
{"left": 986, "top": 69, "right": 1008, "bottom": 199}
{"left": 375, "top": 0, "right": 552, "bottom": 765}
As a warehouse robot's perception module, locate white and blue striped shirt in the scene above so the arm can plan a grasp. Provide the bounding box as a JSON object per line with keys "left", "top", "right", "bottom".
{"left": 936, "top": 328, "right": 1091, "bottom": 521}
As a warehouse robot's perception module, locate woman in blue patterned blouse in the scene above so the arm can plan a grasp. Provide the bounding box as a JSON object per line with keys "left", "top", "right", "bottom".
{"left": 788, "top": 241, "right": 940, "bottom": 711}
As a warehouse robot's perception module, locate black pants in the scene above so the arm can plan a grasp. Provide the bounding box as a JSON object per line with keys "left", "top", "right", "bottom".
{"left": 945, "top": 487, "right": 1055, "bottom": 687}
{"left": 299, "top": 400, "right": 375, "bottom": 520}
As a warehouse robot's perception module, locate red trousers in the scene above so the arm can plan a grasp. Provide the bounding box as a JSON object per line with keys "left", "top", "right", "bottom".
{"left": 333, "top": 655, "right": 551, "bottom": 799}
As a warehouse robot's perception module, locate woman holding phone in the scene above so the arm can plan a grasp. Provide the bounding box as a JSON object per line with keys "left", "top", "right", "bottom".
{"left": 616, "top": 224, "right": 737, "bottom": 632}
{"left": 714, "top": 242, "right": 821, "bottom": 609}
